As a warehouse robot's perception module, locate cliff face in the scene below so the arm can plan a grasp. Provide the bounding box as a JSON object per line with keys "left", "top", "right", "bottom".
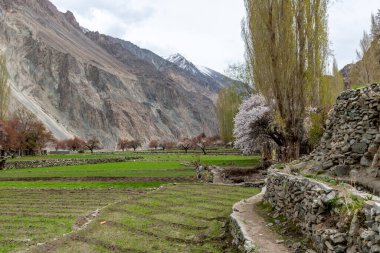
{"left": 0, "top": 0, "right": 230, "bottom": 147}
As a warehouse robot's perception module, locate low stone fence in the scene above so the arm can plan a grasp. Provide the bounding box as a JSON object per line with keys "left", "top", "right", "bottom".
{"left": 3, "top": 156, "right": 143, "bottom": 170}
{"left": 265, "top": 169, "right": 380, "bottom": 253}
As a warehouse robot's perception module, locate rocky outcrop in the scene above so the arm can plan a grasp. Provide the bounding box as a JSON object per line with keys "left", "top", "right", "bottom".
{"left": 0, "top": 0, "right": 232, "bottom": 147}
{"left": 265, "top": 170, "right": 380, "bottom": 253}
{"left": 305, "top": 84, "right": 380, "bottom": 176}
{"left": 3, "top": 156, "right": 143, "bottom": 170}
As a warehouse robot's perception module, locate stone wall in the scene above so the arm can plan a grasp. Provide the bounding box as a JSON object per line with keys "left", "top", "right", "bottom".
{"left": 265, "top": 170, "right": 380, "bottom": 253}
{"left": 3, "top": 157, "right": 143, "bottom": 170}
{"left": 306, "top": 84, "right": 380, "bottom": 176}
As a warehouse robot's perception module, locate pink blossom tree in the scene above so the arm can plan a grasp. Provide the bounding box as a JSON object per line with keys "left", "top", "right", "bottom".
{"left": 233, "top": 94, "right": 285, "bottom": 159}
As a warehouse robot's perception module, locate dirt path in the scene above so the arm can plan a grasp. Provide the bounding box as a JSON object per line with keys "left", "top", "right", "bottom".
{"left": 232, "top": 190, "right": 291, "bottom": 253}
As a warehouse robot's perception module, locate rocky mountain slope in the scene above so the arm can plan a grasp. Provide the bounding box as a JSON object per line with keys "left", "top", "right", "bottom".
{"left": 0, "top": 0, "right": 234, "bottom": 147}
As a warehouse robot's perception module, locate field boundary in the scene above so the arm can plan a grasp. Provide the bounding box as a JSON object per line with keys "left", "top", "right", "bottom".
{"left": 3, "top": 157, "right": 143, "bottom": 170}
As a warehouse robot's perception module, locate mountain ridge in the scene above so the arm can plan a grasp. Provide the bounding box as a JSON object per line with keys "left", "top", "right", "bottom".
{"left": 0, "top": 0, "right": 234, "bottom": 147}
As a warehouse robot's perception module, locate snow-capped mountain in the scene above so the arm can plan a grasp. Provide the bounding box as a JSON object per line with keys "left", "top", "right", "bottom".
{"left": 166, "top": 54, "right": 236, "bottom": 92}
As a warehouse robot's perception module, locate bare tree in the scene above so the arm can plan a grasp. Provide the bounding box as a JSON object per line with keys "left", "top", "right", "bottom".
{"left": 65, "top": 137, "right": 86, "bottom": 151}
{"left": 177, "top": 138, "right": 193, "bottom": 154}
{"left": 127, "top": 140, "right": 141, "bottom": 152}
{"left": 85, "top": 137, "right": 101, "bottom": 153}
{"left": 148, "top": 140, "right": 159, "bottom": 150}
{"left": 158, "top": 140, "right": 175, "bottom": 151}
{"left": 192, "top": 133, "right": 211, "bottom": 155}
{"left": 118, "top": 139, "right": 129, "bottom": 151}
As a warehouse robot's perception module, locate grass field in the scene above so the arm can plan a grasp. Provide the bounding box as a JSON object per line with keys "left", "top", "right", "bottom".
{"left": 27, "top": 184, "right": 260, "bottom": 253}
{"left": 0, "top": 188, "right": 146, "bottom": 253}
{"left": 1, "top": 155, "right": 260, "bottom": 179}
{"left": 0, "top": 153, "right": 261, "bottom": 252}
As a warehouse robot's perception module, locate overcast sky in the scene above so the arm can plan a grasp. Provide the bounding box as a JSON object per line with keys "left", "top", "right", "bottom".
{"left": 50, "top": 0, "right": 380, "bottom": 73}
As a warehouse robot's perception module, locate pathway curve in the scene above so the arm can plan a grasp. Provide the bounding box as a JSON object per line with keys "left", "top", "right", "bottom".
{"left": 231, "top": 189, "right": 291, "bottom": 253}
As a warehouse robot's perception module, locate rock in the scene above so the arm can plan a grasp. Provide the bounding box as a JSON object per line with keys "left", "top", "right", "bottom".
{"left": 325, "top": 241, "right": 334, "bottom": 250}
{"left": 330, "top": 233, "right": 347, "bottom": 244}
{"left": 322, "top": 161, "right": 334, "bottom": 170}
{"left": 361, "top": 156, "right": 373, "bottom": 167}
{"left": 322, "top": 191, "right": 336, "bottom": 204}
{"left": 352, "top": 143, "right": 369, "bottom": 154}
{"left": 332, "top": 165, "right": 350, "bottom": 177}
{"left": 372, "top": 154, "right": 380, "bottom": 168}
{"left": 371, "top": 245, "right": 380, "bottom": 253}
{"left": 375, "top": 134, "right": 380, "bottom": 144}
{"left": 368, "top": 144, "right": 379, "bottom": 154}
{"left": 360, "top": 230, "right": 376, "bottom": 241}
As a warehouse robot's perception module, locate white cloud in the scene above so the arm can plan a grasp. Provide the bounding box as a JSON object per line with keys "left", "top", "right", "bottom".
{"left": 50, "top": 0, "right": 380, "bottom": 72}
{"left": 51, "top": 0, "right": 246, "bottom": 73}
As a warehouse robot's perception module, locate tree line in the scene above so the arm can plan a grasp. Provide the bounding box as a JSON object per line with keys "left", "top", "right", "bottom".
{"left": 217, "top": 0, "right": 357, "bottom": 161}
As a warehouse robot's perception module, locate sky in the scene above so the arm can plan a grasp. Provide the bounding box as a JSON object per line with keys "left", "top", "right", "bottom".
{"left": 50, "top": 0, "right": 380, "bottom": 73}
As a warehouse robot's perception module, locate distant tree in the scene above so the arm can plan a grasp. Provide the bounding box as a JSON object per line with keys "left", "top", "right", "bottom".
{"left": 29, "top": 121, "right": 55, "bottom": 153}
{"left": 158, "top": 140, "right": 175, "bottom": 151}
{"left": 0, "top": 121, "right": 7, "bottom": 154}
{"left": 0, "top": 118, "right": 22, "bottom": 155}
{"left": 371, "top": 11, "right": 380, "bottom": 38}
{"left": 127, "top": 139, "right": 141, "bottom": 152}
{"left": 192, "top": 133, "right": 211, "bottom": 155}
{"left": 118, "top": 139, "right": 129, "bottom": 151}
{"left": 54, "top": 140, "right": 67, "bottom": 151}
{"left": 66, "top": 137, "right": 86, "bottom": 151}
{"left": 11, "top": 109, "right": 54, "bottom": 154}
{"left": 177, "top": 138, "right": 193, "bottom": 154}
{"left": 319, "top": 58, "right": 345, "bottom": 109}
{"left": 0, "top": 54, "right": 9, "bottom": 120}
{"left": 85, "top": 137, "right": 101, "bottom": 154}
{"left": 216, "top": 87, "right": 242, "bottom": 143}
{"left": 148, "top": 140, "right": 159, "bottom": 150}
{"left": 224, "top": 62, "right": 252, "bottom": 98}
{"left": 355, "top": 31, "right": 375, "bottom": 84}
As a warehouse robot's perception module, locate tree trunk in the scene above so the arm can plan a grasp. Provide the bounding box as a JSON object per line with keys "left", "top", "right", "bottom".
{"left": 286, "top": 140, "right": 300, "bottom": 162}
{"left": 201, "top": 148, "right": 206, "bottom": 155}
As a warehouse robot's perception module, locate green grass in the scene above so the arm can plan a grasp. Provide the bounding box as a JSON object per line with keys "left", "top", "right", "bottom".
{"left": 26, "top": 184, "right": 260, "bottom": 253}
{"left": 1, "top": 155, "right": 260, "bottom": 179}
{"left": 0, "top": 181, "right": 166, "bottom": 189}
{"left": 0, "top": 153, "right": 262, "bottom": 252}
{"left": 0, "top": 161, "right": 190, "bottom": 178}
{"left": 0, "top": 188, "right": 144, "bottom": 252}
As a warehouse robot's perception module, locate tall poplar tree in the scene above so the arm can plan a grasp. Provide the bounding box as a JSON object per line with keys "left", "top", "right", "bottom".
{"left": 0, "top": 54, "right": 9, "bottom": 120}
{"left": 216, "top": 87, "right": 242, "bottom": 143}
{"left": 243, "top": 0, "right": 329, "bottom": 160}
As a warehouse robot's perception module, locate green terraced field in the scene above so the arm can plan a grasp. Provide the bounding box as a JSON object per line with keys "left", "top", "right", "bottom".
{"left": 0, "top": 188, "right": 146, "bottom": 252}
{"left": 27, "top": 184, "right": 260, "bottom": 253}
{"left": 0, "top": 153, "right": 261, "bottom": 252}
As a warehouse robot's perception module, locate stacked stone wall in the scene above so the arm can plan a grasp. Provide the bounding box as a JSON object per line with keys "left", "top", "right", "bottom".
{"left": 307, "top": 84, "right": 380, "bottom": 176}
{"left": 265, "top": 170, "right": 380, "bottom": 253}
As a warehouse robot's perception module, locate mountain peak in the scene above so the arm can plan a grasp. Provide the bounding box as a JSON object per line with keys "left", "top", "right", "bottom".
{"left": 167, "top": 53, "right": 199, "bottom": 75}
